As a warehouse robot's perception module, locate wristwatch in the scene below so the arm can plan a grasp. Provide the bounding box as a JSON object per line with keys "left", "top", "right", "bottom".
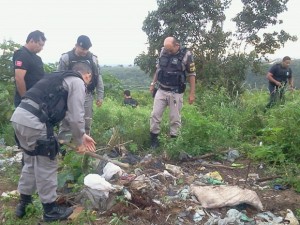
{"left": 151, "top": 82, "right": 155, "bottom": 86}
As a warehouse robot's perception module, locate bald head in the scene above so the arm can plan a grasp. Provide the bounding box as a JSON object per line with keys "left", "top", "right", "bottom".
{"left": 163, "top": 37, "right": 180, "bottom": 55}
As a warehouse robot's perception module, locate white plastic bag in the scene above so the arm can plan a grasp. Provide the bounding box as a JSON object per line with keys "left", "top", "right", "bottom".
{"left": 101, "top": 162, "right": 123, "bottom": 181}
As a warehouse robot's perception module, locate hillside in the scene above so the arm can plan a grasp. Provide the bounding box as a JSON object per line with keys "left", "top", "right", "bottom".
{"left": 101, "top": 59, "right": 300, "bottom": 92}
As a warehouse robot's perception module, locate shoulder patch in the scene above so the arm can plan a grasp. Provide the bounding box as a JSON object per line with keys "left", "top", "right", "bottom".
{"left": 15, "top": 61, "right": 22, "bottom": 67}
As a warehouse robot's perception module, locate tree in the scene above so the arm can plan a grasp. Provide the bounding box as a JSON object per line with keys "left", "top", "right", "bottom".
{"left": 135, "top": 0, "right": 297, "bottom": 95}
{"left": 0, "top": 40, "right": 21, "bottom": 83}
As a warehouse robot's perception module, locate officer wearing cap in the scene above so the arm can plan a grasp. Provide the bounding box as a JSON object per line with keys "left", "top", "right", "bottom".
{"left": 57, "top": 35, "right": 104, "bottom": 136}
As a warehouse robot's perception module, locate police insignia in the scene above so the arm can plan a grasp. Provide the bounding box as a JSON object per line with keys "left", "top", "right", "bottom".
{"left": 15, "top": 61, "right": 23, "bottom": 67}
{"left": 190, "top": 63, "right": 195, "bottom": 72}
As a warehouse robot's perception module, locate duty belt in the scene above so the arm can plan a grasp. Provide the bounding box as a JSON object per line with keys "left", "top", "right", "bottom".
{"left": 159, "top": 85, "right": 179, "bottom": 93}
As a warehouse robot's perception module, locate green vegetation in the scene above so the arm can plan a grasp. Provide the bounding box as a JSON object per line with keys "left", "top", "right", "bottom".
{"left": 1, "top": 0, "right": 300, "bottom": 220}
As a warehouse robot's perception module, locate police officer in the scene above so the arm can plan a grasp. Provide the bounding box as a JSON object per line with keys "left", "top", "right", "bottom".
{"left": 266, "top": 56, "right": 294, "bottom": 109}
{"left": 149, "top": 37, "right": 196, "bottom": 148}
{"left": 57, "top": 35, "right": 104, "bottom": 135}
{"left": 11, "top": 62, "right": 96, "bottom": 222}
{"left": 12, "top": 30, "right": 46, "bottom": 165}
{"left": 13, "top": 30, "right": 46, "bottom": 107}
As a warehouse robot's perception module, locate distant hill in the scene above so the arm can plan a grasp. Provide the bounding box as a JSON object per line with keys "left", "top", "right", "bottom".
{"left": 101, "top": 59, "right": 300, "bottom": 91}
{"left": 101, "top": 65, "right": 152, "bottom": 91}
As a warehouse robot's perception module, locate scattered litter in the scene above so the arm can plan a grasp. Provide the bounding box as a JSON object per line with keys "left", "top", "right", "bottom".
{"left": 284, "top": 209, "right": 299, "bottom": 225}
{"left": 101, "top": 162, "right": 123, "bottom": 181}
{"left": 205, "top": 171, "right": 223, "bottom": 181}
{"left": 255, "top": 211, "right": 283, "bottom": 224}
{"left": 191, "top": 185, "right": 263, "bottom": 210}
{"left": 1, "top": 190, "right": 19, "bottom": 198}
{"left": 231, "top": 163, "right": 244, "bottom": 168}
{"left": 205, "top": 208, "right": 250, "bottom": 225}
{"left": 122, "top": 188, "right": 132, "bottom": 200}
{"left": 226, "top": 149, "right": 240, "bottom": 162}
{"left": 193, "top": 209, "right": 205, "bottom": 222}
{"left": 84, "top": 174, "right": 113, "bottom": 194}
{"left": 140, "top": 154, "right": 153, "bottom": 164}
{"left": 165, "top": 164, "right": 183, "bottom": 176}
{"left": 177, "top": 186, "right": 190, "bottom": 200}
{"left": 68, "top": 206, "right": 84, "bottom": 221}
{"left": 130, "top": 174, "right": 150, "bottom": 190}
{"left": 0, "top": 152, "right": 23, "bottom": 169}
{"left": 273, "top": 184, "right": 290, "bottom": 191}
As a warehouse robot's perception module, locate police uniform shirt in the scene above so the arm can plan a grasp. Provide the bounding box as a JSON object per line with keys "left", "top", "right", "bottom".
{"left": 11, "top": 75, "right": 86, "bottom": 146}
{"left": 13, "top": 46, "right": 45, "bottom": 103}
{"left": 269, "top": 63, "right": 292, "bottom": 85}
{"left": 158, "top": 47, "right": 196, "bottom": 77}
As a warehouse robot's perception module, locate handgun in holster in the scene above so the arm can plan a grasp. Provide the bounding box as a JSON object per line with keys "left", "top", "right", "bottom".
{"left": 35, "top": 136, "right": 59, "bottom": 160}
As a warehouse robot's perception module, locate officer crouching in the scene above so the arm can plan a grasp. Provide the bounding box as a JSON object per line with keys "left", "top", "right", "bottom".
{"left": 10, "top": 62, "right": 96, "bottom": 222}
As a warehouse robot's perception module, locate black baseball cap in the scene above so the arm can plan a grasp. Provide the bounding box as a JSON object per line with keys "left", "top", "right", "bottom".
{"left": 77, "top": 35, "right": 92, "bottom": 49}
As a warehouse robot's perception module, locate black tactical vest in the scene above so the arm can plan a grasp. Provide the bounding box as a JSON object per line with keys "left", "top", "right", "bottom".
{"left": 157, "top": 48, "right": 187, "bottom": 88}
{"left": 23, "top": 71, "right": 83, "bottom": 126}
{"left": 68, "top": 50, "right": 99, "bottom": 93}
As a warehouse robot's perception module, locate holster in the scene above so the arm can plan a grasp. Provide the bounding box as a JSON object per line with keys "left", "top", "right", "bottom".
{"left": 34, "top": 136, "right": 59, "bottom": 160}
{"left": 152, "top": 87, "right": 158, "bottom": 98}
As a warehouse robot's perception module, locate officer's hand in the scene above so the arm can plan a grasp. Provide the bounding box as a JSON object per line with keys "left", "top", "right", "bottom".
{"left": 149, "top": 84, "right": 154, "bottom": 93}
{"left": 276, "top": 81, "right": 282, "bottom": 87}
{"left": 188, "top": 94, "right": 195, "bottom": 105}
{"left": 82, "top": 134, "right": 96, "bottom": 152}
{"left": 76, "top": 145, "right": 87, "bottom": 154}
{"left": 96, "top": 100, "right": 103, "bottom": 107}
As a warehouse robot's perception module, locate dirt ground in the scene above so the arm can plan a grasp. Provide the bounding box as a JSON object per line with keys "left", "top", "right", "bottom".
{"left": 1, "top": 150, "right": 300, "bottom": 224}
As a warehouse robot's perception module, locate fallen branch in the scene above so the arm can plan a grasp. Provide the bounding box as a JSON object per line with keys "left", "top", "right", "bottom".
{"left": 59, "top": 141, "right": 130, "bottom": 168}
{"left": 187, "top": 149, "right": 230, "bottom": 161}
{"left": 201, "top": 162, "right": 235, "bottom": 170}
{"left": 257, "top": 176, "right": 282, "bottom": 182}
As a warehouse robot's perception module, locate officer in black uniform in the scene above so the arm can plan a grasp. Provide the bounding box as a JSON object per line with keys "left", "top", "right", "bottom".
{"left": 12, "top": 30, "right": 46, "bottom": 164}
{"left": 266, "top": 56, "right": 294, "bottom": 108}
{"left": 13, "top": 30, "right": 46, "bottom": 107}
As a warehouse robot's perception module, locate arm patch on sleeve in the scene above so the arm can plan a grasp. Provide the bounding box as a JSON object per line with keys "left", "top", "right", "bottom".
{"left": 189, "top": 63, "right": 196, "bottom": 72}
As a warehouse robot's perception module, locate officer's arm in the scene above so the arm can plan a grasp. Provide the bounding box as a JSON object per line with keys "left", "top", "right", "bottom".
{"left": 288, "top": 77, "right": 294, "bottom": 89}
{"left": 93, "top": 56, "right": 104, "bottom": 105}
{"left": 266, "top": 72, "right": 281, "bottom": 86}
{"left": 57, "top": 54, "right": 69, "bottom": 71}
{"left": 188, "top": 75, "right": 196, "bottom": 104}
{"left": 15, "top": 69, "right": 27, "bottom": 97}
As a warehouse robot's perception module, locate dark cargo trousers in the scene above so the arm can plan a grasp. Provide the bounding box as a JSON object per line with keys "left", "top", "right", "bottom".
{"left": 266, "top": 84, "right": 286, "bottom": 108}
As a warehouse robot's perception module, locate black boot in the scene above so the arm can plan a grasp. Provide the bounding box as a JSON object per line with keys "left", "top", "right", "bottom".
{"left": 15, "top": 194, "right": 32, "bottom": 218}
{"left": 150, "top": 132, "right": 159, "bottom": 149}
{"left": 43, "top": 202, "right": 73, "bottom": 222}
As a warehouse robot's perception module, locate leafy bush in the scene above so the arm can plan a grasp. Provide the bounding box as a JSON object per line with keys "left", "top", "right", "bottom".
{"left": 91, "top": 98, "right": 152, "bottom": 149}
{"left": 163, "top": 105, "right": 233, "bottom": 158}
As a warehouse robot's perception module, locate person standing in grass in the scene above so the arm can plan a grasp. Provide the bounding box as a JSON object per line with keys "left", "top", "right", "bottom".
{"left": 57, "top": 35, "right": 104, "bottom": 135}
{"left": 265, "top": 56, "right": 294, "bottom": 109}
{"left": 149, "top": 36, "right": 196, "bottom": 149}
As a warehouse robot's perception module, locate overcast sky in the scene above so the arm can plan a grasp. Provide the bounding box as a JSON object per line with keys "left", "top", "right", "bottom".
{"left": 1, "top": 0, "right": 299, "bottom": 65}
